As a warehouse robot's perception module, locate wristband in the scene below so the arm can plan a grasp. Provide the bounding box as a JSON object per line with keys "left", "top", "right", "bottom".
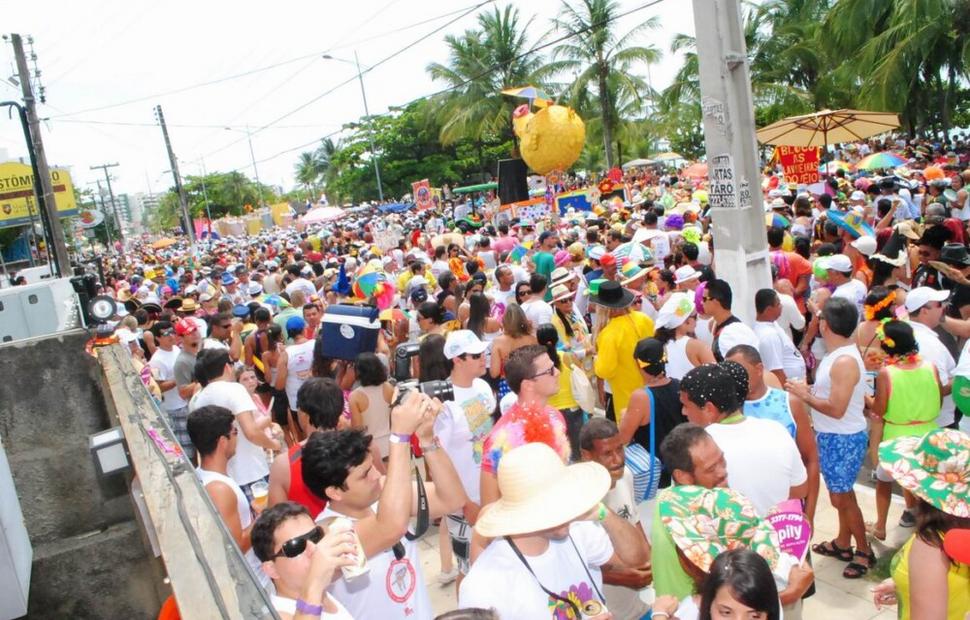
{"left": 596, "top": 502, "right": 608, "bottom": 522}
{"left": 295, "top": 599, "right": 323, "bottom": 617}
{"left": 420, "top": 437, "right": 441, "bottom": 453}
{"left": 389, "top": 432, "right": 412, "bottom": 445}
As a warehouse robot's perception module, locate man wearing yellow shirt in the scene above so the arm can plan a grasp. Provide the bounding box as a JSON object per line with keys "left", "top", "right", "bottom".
{"left": 591, "top": 280, "right": 654, "bottom": 423}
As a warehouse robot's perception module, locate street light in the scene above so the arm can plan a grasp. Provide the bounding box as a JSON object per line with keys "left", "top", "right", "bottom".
{"left": 322, "top": 52, "right": 384, "bottom": 201}
{"left": 224, "top": 125, "right": 263, "bottom": 206}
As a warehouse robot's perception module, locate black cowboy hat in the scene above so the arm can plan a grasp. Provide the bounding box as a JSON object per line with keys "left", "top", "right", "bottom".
{"left": 163, "top": 297, "right": 184, "bottom": 310}
{"left": 940, "top": 243, "right": 970, "bottom": 267}
{"left": 588, "top": 280, "right": 636, "bottom": 309}
{"left": 142, "top": 302, "right": 163, "bottom": 314}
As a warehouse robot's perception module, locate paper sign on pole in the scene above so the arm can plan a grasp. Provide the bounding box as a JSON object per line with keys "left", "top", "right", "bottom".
{"left": 777, "top": 146, "right": 820, "bottom": 184}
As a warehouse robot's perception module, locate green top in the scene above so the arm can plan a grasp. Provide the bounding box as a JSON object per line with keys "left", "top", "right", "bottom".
{"left": 883, "top": 362, "right": 940, "bottom": 441}
{"left": 650, "top": 500, "right": 695, "bottom": 599}
{"left": 532, "top": 251, "right": 555, "bottom": 301}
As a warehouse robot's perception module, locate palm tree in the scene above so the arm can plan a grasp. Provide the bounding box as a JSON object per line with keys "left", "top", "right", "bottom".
{"left": 826, "top": 0, "right": 970, "bottom": 137}
{"left": 550, "top": 0, "right": 662, "bottom": 168}
{"left": 294, "top": 152, "right": 320, "bottom": 200}
{"left": 426, "top": 5, "right": 554, "bottom": 146}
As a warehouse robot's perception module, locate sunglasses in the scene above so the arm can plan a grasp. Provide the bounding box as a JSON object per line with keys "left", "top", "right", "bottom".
{"left": 272, "top": 526, "right": 324, "bottom": 559}
{"left": 529, "top": 366, "right": 557, "bottom": 379}
{"left": 460, "top": 352, "right": 484, "bottom": 360}
{"left": 159, "top": 329, "right": 175, "bottom": 337}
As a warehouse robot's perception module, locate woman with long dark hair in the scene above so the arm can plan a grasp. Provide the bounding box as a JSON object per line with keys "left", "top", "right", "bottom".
{"left": 698, "top": 549, "right": 781, "bottom": 620}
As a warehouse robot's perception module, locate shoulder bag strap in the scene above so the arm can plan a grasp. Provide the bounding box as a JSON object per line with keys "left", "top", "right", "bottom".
{"left": 646, "top": 386, "right": 657, "bottom": 489}
{"left": 404, "top": 465, "right": 429, "bottom": 541}
{"left": 505, "top": 536, "right": 582, "bottom": 617}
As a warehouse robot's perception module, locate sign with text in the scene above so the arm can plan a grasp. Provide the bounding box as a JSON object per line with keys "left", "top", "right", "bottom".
{"left": 412, "top": 179, "right": 433, "bottom": 211}
{"left": 766, "top": 499, "right": 811, "bottom": 562}
{"left": 0, "top": 162, "right": 78, "bottom": 229}
{"left": 709, "top": 154, "right": 737, "bottom": 208}
{"left": 777, "top": 146, "right": 820, "bottom": 185}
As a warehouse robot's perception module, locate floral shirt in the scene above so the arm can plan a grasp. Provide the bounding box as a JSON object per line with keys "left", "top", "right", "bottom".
{"left": 481, "top": 401, "right": 571, "bottom": 475}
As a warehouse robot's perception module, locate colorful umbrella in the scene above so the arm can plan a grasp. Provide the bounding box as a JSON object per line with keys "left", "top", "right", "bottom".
{"left": 612, "top": 241, "right": 654, "bottom": 264}
{"left": 855, "top": 152, "right": 907, "bottom": 170}
{"left": 819, "top": 160, "right": 853, "bottom": 174}
{"left": 765, "top": 212, "right": 790, "bottom": 228}
{"left": 501, "top": 85, "right": 553, "bottom": 108}
{"left": 302, "top": 206, "right": 347, "bottom": 223}
{"left": 682, "top": 162, "right": 708, "bottom": 179}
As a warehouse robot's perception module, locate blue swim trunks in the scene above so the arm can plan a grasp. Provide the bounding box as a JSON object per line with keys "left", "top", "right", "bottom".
{"left": 816, "top": 430, "right": 867, "bottom": 493}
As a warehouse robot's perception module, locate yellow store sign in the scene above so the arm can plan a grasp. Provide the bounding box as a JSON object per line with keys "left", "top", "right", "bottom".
{"left": 0, "top": 161, "right": 79, "bottom": 229}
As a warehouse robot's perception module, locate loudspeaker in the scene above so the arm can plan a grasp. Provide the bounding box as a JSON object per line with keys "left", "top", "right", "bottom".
{"left": 498, "top": 158, "right": 529, "bottom": 205}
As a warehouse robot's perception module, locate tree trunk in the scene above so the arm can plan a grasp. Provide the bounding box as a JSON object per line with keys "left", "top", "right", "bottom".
{"left": 599, "top": 68, "right": 615, "bottom": 169}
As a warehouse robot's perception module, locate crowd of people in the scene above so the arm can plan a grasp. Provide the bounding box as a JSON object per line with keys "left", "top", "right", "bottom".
{"left": 97, "top": 136, "right": 970, "bottom": 620}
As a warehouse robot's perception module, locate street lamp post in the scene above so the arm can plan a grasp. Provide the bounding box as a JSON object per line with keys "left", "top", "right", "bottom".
{"left": 323, "top": 52, "right": 384, "bottom": 201}
{"left": 225, "top": 126, "right": 263, "bottom": 205}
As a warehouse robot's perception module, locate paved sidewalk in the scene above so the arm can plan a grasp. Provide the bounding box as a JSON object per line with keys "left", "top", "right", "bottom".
{"left": 418, "top": 483, "right": 907, "bottom": 619}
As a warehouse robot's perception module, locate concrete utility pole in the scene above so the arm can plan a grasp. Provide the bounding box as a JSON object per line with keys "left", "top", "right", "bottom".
{"left": 93, "top": 179, "right": 114, "bottom": 245}
{"left": 90, "top": 163, "right": 124, "bottom": 244}
{"left": 691, "top": 0, "right": 771, "bottom": 324}
{"left": 10, "top": 33, "right": 70, "bottom": 277}
{"left": 154, "top": 105, "right": 195, "bottom": 242}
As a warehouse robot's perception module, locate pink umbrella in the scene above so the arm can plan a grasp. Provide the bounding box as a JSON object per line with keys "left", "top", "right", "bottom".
{"left": 302, "top": 206, "right": 346, "bottom": 224}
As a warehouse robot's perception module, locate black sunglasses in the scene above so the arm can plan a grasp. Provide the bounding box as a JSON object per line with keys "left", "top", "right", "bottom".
{"left": 460, "top": 352, "right": 484, "bottom": 360}
{"left": 272, "top": 526, "right": 324, "bottom": 559}
{"left": 159, "top": 329, "right": 175, "bottom": 337}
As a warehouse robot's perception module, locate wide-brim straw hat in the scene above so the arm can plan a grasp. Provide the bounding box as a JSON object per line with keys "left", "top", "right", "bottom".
{"left": 475, "top": 443, "right": 610, "bottom": 538}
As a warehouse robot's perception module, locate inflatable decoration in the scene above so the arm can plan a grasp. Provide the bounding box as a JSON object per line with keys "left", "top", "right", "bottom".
{"left": 512, "top": 104, "right": 585, "bottom": 176}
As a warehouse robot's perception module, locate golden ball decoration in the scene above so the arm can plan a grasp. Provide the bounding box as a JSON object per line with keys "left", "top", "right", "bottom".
{"left": 512, "top": 104, "right": 585, "bottom": 176}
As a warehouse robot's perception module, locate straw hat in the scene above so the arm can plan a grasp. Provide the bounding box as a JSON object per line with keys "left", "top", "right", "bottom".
{"left": 474, "top": 443, "right": 610, "bottom": 538}
{"left": 620, "top": 260, "right": 650, "bottom": 286}
{"left": 878, "top": 429, "right": 969, "bottom": 518}
{"left": 551, "top": 284, "right": 574, "bottom": 303}
{"left": 179, "top": 298, "right": 200, "bottom": 313}
{"left": 550, "top": 266, "right": 577, "bottom": 289}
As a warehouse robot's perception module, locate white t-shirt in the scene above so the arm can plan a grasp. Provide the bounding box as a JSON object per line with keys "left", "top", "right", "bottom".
{"left": 707, "top": 417, "right": 807, "bottom": 516}
{"left": 777, "top": 293, "right": 806, "bottom": 341}
{"left": 521, "top": 298, "right": 554, "bottom": 328}
{"left": 202, "top": 337, "right": 229, "bottom": 352}
{"left": 431, "top": 260, "right": 450, "bottom": 279}
{"left": 460, "top": 521, "right": 613, "bottom": 619}
{"left": 316, "top": 503, "right": 432, "bottom": 620}
{"left": 270, "top": 594, "right": 352, "bottom": 620}
{"left": 435, "top": 379, "right": 496, "bottom": 504}
{"left": 910, "top": 321, "right": 956, "bottom": 427}
{"left": 755, "top": 320, "right": 806, "bottom": 380}
{"left": 284, "top": 339, "right": 316, "bottom": 406}
{"left": 602, "top": 469, "right": 649, "bottom": 620}
{"left": 190, "top": 381, "right": 269, "bottom": 485}
{"left": 832, "top": 278, "right": 867, "bottom": 315}
{"left": 715, "top": 320, "right": 758, "bottom": 359}
{"left": 150, "top": 346, "right": 188, "bottom": 411}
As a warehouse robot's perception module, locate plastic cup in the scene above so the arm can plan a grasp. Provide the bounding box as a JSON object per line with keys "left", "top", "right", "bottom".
{"left": 250, "top": 480, "right": 269, "bottom": 511}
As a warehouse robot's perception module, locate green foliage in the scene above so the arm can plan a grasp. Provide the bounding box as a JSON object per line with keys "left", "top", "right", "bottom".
{"left": 148, "top": 172, "right": 277, "bottom": 232}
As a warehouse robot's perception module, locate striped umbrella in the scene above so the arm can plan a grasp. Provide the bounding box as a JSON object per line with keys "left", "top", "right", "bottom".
{"left": 819, "top": 160, "right": 853, "bottom": 174}
{"left": 855, "top": 152, "right": 907, "bottom": 170}
{"left": 612, "top": 241, "right": 654, "bottom": 264}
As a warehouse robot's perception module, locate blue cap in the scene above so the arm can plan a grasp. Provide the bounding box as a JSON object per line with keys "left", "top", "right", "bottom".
{"left": 285, "top": 316, "right": 306, "bottom": 332}
{"left": 231, "top": 304, "right": 250, "bottom": 318}
{"left": 221, "top": 272, "right": 236, "bottom": 285}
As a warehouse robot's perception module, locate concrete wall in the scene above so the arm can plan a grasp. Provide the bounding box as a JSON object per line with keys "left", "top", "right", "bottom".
{"left": 0, "top": 330, "right": 162, "bottom": 619}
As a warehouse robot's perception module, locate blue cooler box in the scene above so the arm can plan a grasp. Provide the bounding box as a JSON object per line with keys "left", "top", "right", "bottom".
{"left": 319, "top": 304, "right": 380, "bottom": 360}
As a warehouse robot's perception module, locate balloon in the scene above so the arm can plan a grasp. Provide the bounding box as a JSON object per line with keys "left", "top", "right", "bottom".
{"left": 512, "top": 104, "right": 585, "bottom": 175}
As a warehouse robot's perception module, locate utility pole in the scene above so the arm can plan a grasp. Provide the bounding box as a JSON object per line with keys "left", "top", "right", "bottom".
{"left": 154, "top": 105, "right": 195, "bottom": 242}
{"left": 691, "top": 0, "right": 771, "bottom": 324}
{"left": 9, "top": 33, "right": 70, "bottom": 277}
{"left": 90, "top": 163, "right": 124, "bottom": 244}
{"left": 354, "top": 51, "right": 384, "bottom": 202}
{"left": 93, "top": 179, "right": 114, "bottom": 245}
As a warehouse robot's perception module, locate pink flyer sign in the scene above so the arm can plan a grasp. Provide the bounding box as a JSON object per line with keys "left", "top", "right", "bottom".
{"left": 766, "top": 500, "right": 811, "bottom": 562}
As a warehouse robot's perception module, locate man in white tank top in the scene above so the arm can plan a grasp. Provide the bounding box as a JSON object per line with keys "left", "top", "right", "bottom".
{"left": 187, "top": 404, "right": 270, "bottom": 586}
{"left": 785, "top": 297, "right": 876, "bottom": 579}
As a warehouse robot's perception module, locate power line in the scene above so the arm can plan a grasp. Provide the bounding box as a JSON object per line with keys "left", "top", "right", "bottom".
{"left": 45, "top": 118, "right": 341, "bottom": 130}
{"left": 44, "top": 2, "right": 493, "bottom": 120}
{"left": 216, "top": 0, "right": 668, "bottom": 175}
{"left": 200, "top": 0, "right": 496, "bottom": 160}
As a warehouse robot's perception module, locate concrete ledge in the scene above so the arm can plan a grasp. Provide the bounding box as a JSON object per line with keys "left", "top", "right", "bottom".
{"left": 27, "top": 521, "right": 160, "bottom": 619}
{"left": 99, "top": 344, "right": 277, "bottom": 620}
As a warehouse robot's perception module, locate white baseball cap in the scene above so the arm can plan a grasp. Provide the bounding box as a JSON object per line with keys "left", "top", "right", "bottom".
{"left": 850, "top": 190, "right": 867, "bottom": 202}
{"left": 850, "top": 235, "right": 877, "bottom": 257}
{"left": 821, "top": 254, "right": 853, "bottom": 273}
{"left": 443, "top": 330, "right": 489, "bottom": 360}
{"left": 904, "top": 287, "right": 949, "bottom": 313}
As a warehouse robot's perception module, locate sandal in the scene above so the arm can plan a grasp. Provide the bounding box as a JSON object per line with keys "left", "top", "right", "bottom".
{"left": 812, "top": 539, "right": 854, "bottom": 561}
{"left": 865, "top": 522, "right": 887, "bottom": 541}
{"left": 843, "top": 549, "right": 876, "bottom": 579}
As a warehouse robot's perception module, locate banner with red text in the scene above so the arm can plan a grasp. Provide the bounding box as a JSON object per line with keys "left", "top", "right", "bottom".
{"left": 776, "top": 146, "right": 820, "bottom": 185}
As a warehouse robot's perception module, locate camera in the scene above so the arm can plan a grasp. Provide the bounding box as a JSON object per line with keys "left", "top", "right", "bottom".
{"left": 393, "top": 379, "right": 455, "bottom": 406}
{"left": 393, "top": 341, "right": 421, "bottom": 382}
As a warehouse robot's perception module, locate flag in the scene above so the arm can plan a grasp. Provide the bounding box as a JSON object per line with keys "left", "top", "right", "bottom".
{"left": 412, "top": 179, "right": 433, "bottom": 210}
